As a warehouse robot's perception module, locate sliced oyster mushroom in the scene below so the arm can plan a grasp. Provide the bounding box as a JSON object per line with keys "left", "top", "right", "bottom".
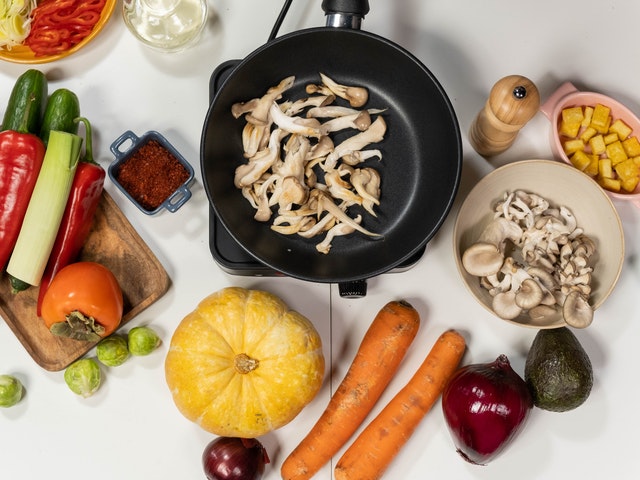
{"left": 316, "top": 217, "right": 360, "bottom": 254}
{"left": 269, "top": 102, "right": 326, "bottom": 138}
{"left": 306, "top": 105, "right": 386, "bottom": 118}
{"left": 305, "top": 135, "right": 334, "bottom": 161}
{"left": 242, "top": 122, "right": 270, "bottom": 158}
{"left": 284, "top": 94, "right": 335, "bottom": 116}
{"left": 241, "top": 75, "right": 295, "bottom": 125}
{"left": 232, "top": 74, "right": 387, "bottom": 254}
{"left": 342, "top": 149, "right": 382, "bottom": 166}
{"left": 234, "top": 129, "right": 286, "bottom": 188}
{"left": 324, "top": 169, "right": 362, "bottom": 205}
{"left": 350, "top": 167, "right": 381, "bottom": 216}
{"left": 321, "top": 110, "right": 372, "bottom": 133}
{"left": 315, "top": 190, "right": 380, "bottom": 238}
{"left": 318, "top": 72, "right": 369, "bottom": 107}
{"left": 323, "top": 116, "right": 387, "bottom": 170}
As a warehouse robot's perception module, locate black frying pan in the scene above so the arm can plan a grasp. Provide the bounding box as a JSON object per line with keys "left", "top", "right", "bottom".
{"left": 201, "top": 0, "right": 462, "bottom": 286}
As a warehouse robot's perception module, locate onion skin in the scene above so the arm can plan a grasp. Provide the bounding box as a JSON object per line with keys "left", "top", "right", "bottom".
{"left": 442, "top": 354, "right": 533, "bottom": 465}
{"left": 202, "top": 437, "right": 269, "bottom": 480}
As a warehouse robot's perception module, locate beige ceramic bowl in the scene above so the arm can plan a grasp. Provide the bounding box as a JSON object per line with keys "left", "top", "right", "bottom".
{"left": 453, "top": 159, "right": 624, "bottom": 329}
{"left": 540, "top": 81, "right": 640, "bottom": 208}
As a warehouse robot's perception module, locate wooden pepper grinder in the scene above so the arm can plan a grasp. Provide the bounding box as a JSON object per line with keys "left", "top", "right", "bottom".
{"left": 469, "top": 75, "right": 540, "bottom": 157}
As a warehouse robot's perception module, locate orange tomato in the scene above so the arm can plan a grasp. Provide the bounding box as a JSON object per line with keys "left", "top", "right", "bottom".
{"left": 41, "top": 262, "right": 124, "bottom": 342}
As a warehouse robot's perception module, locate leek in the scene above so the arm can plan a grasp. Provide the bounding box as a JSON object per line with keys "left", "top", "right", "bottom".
{"left": 0, "top": 0, "right": 36, "bottom": 49}
{"left": 7, "top": 130, "right": 82, "bottom": 286}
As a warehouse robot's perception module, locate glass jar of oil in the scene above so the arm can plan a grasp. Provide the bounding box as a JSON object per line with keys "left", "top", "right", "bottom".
{"left": 123, "top": 0, "right": 208, "bottom": 52}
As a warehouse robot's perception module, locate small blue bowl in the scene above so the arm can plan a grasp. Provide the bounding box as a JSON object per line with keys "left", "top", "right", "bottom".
{"left": 109, "top": 130, "right": 195, "bottom": 215}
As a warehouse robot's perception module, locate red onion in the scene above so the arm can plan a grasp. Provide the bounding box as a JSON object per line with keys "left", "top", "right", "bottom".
{"left": 202, "top": 437, "right": 270, "bottom": 480}
{"left": 441, "top": 354, "right": 532, "bottom": 465}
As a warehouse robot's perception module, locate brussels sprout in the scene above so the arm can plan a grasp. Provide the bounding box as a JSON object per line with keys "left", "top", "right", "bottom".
{"left": 96, "top": 335, "right": 130, "bottom": 367}
{"left": 0, "top": 374, "right": 23, "bottom": 408}
{"left": 64, "top": 358, "right": 101, "bottom": 398}
{"left": 128, "top": 326, "right": 161, "bottom": 356}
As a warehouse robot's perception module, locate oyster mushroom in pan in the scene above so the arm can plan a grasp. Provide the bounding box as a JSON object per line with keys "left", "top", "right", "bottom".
{"left": 462, "top": 190, "right": 597, "bottom": 328}
{"left": 306, "top": 73, "right": 369, "bottom": 108}
{"left": 231, "top": 74, "right": 387, "bottom": 254}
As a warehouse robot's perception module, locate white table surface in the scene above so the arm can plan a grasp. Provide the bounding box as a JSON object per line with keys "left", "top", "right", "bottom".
{"left": 2, "top": 1, "right": 640, "bottom": 479}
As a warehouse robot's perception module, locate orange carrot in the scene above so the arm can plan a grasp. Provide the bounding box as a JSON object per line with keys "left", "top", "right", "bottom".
{"left": 334, "top": 329, "right": 466, "bottom": 480}
{"left": 280, "top": 300, "right": 421, "bottom": 480}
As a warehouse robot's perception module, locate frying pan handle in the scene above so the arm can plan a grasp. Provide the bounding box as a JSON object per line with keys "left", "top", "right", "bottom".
{"left": 338, "top": 279, "right": 368, "bottom": 298}
{"left": 322, "top": 0, "right": 370, "bottom": 29}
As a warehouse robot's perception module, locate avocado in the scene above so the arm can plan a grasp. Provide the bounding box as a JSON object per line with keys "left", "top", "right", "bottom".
{"left": 524, "top": 327, "right": 593, "bottom": 412}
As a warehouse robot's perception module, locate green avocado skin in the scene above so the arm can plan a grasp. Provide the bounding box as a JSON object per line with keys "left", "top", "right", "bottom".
{"left": 524, "top": 327, "right": 593, "bottom": 412}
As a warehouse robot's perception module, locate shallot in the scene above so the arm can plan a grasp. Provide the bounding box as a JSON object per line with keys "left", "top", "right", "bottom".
{"left": 441, "top": 354, "right": 532, "bottom": 465}
{"left": 202, "top": 437, "right": 269, "bottom": 480}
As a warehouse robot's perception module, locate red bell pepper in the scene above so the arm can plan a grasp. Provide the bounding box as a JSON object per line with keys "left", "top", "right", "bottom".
{"left": 0, "top": 99, "right": 46, "bottom": 272}
{"left": 36, "top": 117, "right": 105, "bottom": 315}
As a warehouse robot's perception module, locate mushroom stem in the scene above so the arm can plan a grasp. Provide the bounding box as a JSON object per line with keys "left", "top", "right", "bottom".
{"left": 323, "top": 116, "right": 387, "bottom": 170}
{"left": 319, "top": 72, "right": 369, "bottom": 107}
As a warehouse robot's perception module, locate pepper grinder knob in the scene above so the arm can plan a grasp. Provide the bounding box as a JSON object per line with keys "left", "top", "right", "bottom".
{"left": 469, "top": 75, "right": 540, "bottom": 157}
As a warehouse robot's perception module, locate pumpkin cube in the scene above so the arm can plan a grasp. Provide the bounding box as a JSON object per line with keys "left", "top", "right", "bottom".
{"left": 609, "top": 118, "right": 633, "bottom": 140}
{"left": 589, "top": 135, "right": 606, "bottom": 155}
{"left": 563, "top": 138, "right": 585, "bottom": 155}
{"left": 622, "top": 136, "right": 640, "bottom": 157}
{"left": 562, "top": 106, "right": 584, "bottom": 125}
{"left": 559, "top": 120, "right": 581, "bottom": 138}
{"left": 604, "top": 132, "right": 620, "bottom": 145}
{"left": 598, "top": 176, "right": 621, "bottom": 192}
{"left": 605, "top": 140, "right": 628, "bottom": 165}
{"left": 614, "top": 158, "right": 640, "bottom": 181}
{"left": 581, "top": 106, "right": 594, "bottom": 127}
{"left": 580, "top": 126, "right": 597, "bottom": 143}
{"left": 599, "top": 158, "right": 614, "bottom": 178}
{"left": 584, "top": 155, "right": 600, "bottom": 177}
{"left": 570, "top": 150, "right": 592, "bottom": 171}
{"left": 591, "top": 103, "right": 612, "bottom": 133}
{"left": 622, "top": 176, "right": 640, "bottom": 193}
{"left": 633, "top": 156, "right": 640, "bottom": 166}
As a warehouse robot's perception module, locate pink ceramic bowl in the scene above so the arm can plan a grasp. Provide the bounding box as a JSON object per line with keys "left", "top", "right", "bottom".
{"left": 540, "top": 81, "right": 640, "bottom": 208}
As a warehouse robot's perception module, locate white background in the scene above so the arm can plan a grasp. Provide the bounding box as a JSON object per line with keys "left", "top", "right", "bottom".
{"left": 1, "top": 1, "right": 640, "bottom": 479}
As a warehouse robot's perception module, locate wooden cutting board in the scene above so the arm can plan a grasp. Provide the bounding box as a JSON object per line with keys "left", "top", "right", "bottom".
{"left": 0, "top": 191, "right": 171, "bottom": 371}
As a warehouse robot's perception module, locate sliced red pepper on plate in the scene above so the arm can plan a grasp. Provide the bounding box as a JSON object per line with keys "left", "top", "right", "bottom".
{"left": 0, "top": 96, "right": 46, "bottom": 272}
{"left": 36, "top": 117, "right": 105, "bottom": 316}
{"left": 24, "top": 0, "right": 106, "bottom": 56}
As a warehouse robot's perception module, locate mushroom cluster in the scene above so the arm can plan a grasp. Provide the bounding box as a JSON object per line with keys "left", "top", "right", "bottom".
{"left": 462, "top": 190, "right": 597, "bottom": 328}
{"left": 231, "top": 73, "right": 387, "bottom": 254}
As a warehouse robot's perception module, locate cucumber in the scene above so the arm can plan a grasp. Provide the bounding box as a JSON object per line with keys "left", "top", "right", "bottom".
{"left": 40, "top": 88, "right": 81, "bottom": 146}
{"left": 1, "top": 69, "right": 48, "bottom": 135}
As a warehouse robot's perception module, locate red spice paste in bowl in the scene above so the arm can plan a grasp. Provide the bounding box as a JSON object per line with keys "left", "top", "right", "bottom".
{"left": 109, "top": 131, "right": 195, "bottom": 214}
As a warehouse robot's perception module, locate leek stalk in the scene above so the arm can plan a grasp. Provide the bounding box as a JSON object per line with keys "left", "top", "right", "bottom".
{"left": 7, "top": 130, "right": 82, "bottom": 286}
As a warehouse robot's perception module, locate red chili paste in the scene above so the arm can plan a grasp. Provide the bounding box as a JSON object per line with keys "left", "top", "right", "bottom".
{"left": 115, "top": 140, "right": 190, "bottom": 211}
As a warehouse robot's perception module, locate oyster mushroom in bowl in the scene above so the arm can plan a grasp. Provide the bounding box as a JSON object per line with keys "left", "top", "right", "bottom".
{"left": 453, "top": 159, "right": 624, "bottom": 329}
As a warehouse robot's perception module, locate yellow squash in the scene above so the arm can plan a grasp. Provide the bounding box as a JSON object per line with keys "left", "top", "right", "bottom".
{"left": 165, "top": 287, "right": 325, "bottom": 437}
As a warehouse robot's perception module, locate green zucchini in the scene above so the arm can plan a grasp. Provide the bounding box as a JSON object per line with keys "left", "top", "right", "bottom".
{"left": 1, "top": 69, "right": 48, "bottom": 135}
{"left": 40, "top": 88, "right": 81, "bottom": 147}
